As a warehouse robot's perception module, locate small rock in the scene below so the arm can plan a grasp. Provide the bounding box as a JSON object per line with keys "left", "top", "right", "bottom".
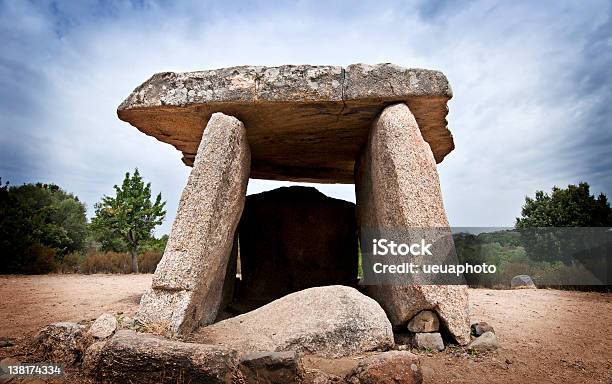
{"left": 396, "top": 344, "right": 411, "bottom": 351}
{"left": 505, "top": 357, "right": 513, "bottom": 364}
{"left": 1, "top": 357, "right": 21, "bottom": 376}
{"left": 407, "top": 311, "right": 440, "bottom": 333}
{"left": 32, "top": 322, "right": 89, "bottom": 365}
{"left": 471, "top": 322, "right": 495, "bottom": 336}
{"left": 120, "top": 316, "right": 136, "bottom": 329}
{"left": 88, "top": 313, "right": 117, "bottom": 339}
{"left": 413, "top": 333, "right": 444, "bottom": 352}
{"left": 346, "top": 351, "right": 422, "bottom": 384}
{"left": 0, "top": 337, "right": 14, "bottom": 348}
{"left": 82, "top": 341, "right": 107, "bottom": 375}
{"left": 468, "top": 331, "right": 499, "bottom": 351}
{"left": 239, "top": 350, "right": 303, "bottom": 384}
{"left": 511, "top": 275, "right": 536, "bottom": 289}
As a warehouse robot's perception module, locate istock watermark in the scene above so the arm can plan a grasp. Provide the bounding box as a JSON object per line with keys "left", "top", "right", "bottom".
{"left": 359, "top": 227, "right": 611, "bottom": 286}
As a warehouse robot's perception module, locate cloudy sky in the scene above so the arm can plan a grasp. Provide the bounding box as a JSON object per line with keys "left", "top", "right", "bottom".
{"left": 1, "top": 0, "right": 611, "bottom": 234}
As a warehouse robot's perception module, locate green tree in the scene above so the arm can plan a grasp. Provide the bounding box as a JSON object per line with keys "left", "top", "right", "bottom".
{"left": 516, "top": 182, "right": 611, "bottom": 228}
{"left": 0, "top": 179, "right": 87, "bottom": 273}
{"left": 91, "top": 169, "right": 166, "bottom": 273}
{"left": 516, "top": 182, "right": 611, "bottom": 263}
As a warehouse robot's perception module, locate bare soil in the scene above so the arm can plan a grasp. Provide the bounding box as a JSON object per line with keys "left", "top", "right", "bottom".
{"left": 0, "top": 274, "right": 610, "bottom": 383}
{"left": 0, "top": 274, "right": 151, "bottom": 340}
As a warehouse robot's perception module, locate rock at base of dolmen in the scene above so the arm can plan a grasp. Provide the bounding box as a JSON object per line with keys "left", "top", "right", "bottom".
{"left": 407, "top": 310, "right": 440, "bottom": 333}
{"left": 468, "top": 331, "right": 499, "bottom": 352}
{"left": 136, "top": 112, "right": 250, "bottom": 335}
{"left": 346, "top": 351, "right": 422, "bottom": 384}
{"left": 32, "top": 322, "right": 89, "bottom": 366}
{"left": 413, "top": 333, "right": 444, "bottom": 352}
{"left": 471, "top": 321, "right": 495, "bottom": 337}
{"left": 192, "top": 286, "right": 394, "bottom": 358}
{"left": 88, "top": 313, "right": 117, "bottom": 339}
{"left": 239, "top": 351, "right": 304, "bottom": 384}
{"left": 511, "top": 275, "right": 536, "bottom": 289}
{"left": 355, "top": 103, "right": 470, "bottom": 345}
{"left": 94, "top": 330, "right": 238, "bottom": 384}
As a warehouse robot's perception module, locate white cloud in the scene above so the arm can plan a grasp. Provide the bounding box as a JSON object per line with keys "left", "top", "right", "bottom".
{"left": 1, "top": 0, "right": 610, "bottom": 234}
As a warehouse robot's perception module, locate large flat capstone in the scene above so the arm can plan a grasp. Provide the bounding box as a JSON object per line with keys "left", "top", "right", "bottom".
{"left": 118, "top": 63, "right": 453, "bottom": 183}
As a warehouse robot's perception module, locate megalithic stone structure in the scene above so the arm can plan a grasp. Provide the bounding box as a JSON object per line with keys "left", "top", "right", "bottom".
{"left": 355, "top": 103, "right": 471, "bottom": 345}
{"left": 118, "top": 64, "right": 470, "bottom": 341}
{"left": 136, "top": 112, "right": 250, "bottom": 334}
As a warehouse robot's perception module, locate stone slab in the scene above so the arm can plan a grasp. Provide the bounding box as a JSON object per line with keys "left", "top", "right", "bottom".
{"left": 355, "top": 103, "right": 470, "bottom": 345}
{"left": 117, "top": 63, "right": 453, "bottom": 183}
{"left": 236, "top": 186, "right": 358, "bottom": 311}
{"left": 135, "top": 112, "right": 250, "bottom": 334}
{"left": 94, "top": 330, "right": 239, "bottom": 384}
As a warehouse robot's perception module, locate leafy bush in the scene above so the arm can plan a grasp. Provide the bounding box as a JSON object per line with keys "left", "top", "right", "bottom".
{"left": 57, "top": 252, "right": 82, "bottom": 273}
{"left": 0, "top": 181, "right": 87, "bottom": 273}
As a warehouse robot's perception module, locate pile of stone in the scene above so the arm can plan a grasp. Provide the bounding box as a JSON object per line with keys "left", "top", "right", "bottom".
{"left": 406, "top": 310, "right": 445, "bottom": 352}
{"left": 24, "top": 287, "right": 426, "bottom": 383}
{"left": 468, "top": 321, "right": 500, "bottom": 352}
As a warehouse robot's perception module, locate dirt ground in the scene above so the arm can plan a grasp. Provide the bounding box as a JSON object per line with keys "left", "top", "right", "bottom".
{"left": 0, "top": 274, "right": 610, "bottom": 383}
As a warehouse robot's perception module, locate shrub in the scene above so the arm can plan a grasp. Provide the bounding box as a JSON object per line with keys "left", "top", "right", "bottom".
{"left": 57, "top": 252, "right": 82, "bottom": 273}
{"left": 23, "top": 244, "right": 57, "bottom": 274}
{"left": 138, "top": 251, "right": 163, "bottom": 273}
{"left": 79, "top": 251, "right": 131, "bottom": 274}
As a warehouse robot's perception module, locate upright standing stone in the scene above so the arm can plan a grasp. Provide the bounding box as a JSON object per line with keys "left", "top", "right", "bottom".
{"left": 136, "top": 112, "right": 250, "bottom": 334}
{"left": 355, "top": 103, "right": 470, "bottom": 345}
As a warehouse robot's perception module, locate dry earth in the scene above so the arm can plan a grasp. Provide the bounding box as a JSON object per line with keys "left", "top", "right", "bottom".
{"left": 0, "top": 274, "right": 610, "bottom": 383}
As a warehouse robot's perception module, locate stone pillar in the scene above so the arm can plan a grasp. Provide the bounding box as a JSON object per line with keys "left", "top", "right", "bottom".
{"left": 355, "top": 103, "right": 470, "bottom": 345}
{"left": 136, "top": 112, "right": 250, "bottom": 335}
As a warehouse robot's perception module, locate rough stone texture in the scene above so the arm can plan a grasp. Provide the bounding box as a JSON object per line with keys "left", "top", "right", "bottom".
{"left": 136, "top": 112, "right": 250, "bottom": 335}
{"left": 511, "top": 275, "right": 536, "bottom": 289}
{"left": 32, "top": 322, "right": 89, "bottom": 365}
{"left": 192, "top": 286, "right": 394, "bottom": 358}
{"left": 407, "top": 311, "right": 440, "bottom": 333}
{"left": 0, "top": 337, "right": 13, "bottom": 348}
{"left": 236, "top": 186, "right": 358, "bottom": 311}
{"left": 346, "top": 351, "right": 422, "bottom": 384}
{"left": 239, "top": 351, "right": 303, "bottom": 384}
{"left": 88, "top": 313, "right": 117, "bottom": 339}
{"left": 355, "top": 103, "right": 470, "bottom": 345}
{"left": 471, "top": 322, "right": 495, "bottom": 337}
{"left": 95, "top": 330, "right": 239, "bottom": 384}
{"left": 413, "top": 333, "right": 444, "bottom": 352}
{"left": 117, "top": 63, "right": 453, "bottom": 183}
{"left": 82, "top": 340, "right": 107, "bottom": 375}
{"left": 303, "top": 370, "right": 344, "bottom": 384}
{"left": 468, "top": 331, "right": 499, "bottom": 351}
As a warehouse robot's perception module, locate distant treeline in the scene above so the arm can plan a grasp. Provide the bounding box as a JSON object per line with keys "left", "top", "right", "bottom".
{"left": 453, "top": 229, "right": 611, "bottom": 291}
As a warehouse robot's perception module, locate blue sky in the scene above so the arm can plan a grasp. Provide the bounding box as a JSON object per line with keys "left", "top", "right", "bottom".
{"left": 1, "top": 0, "right": 611, "bottom": 234}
